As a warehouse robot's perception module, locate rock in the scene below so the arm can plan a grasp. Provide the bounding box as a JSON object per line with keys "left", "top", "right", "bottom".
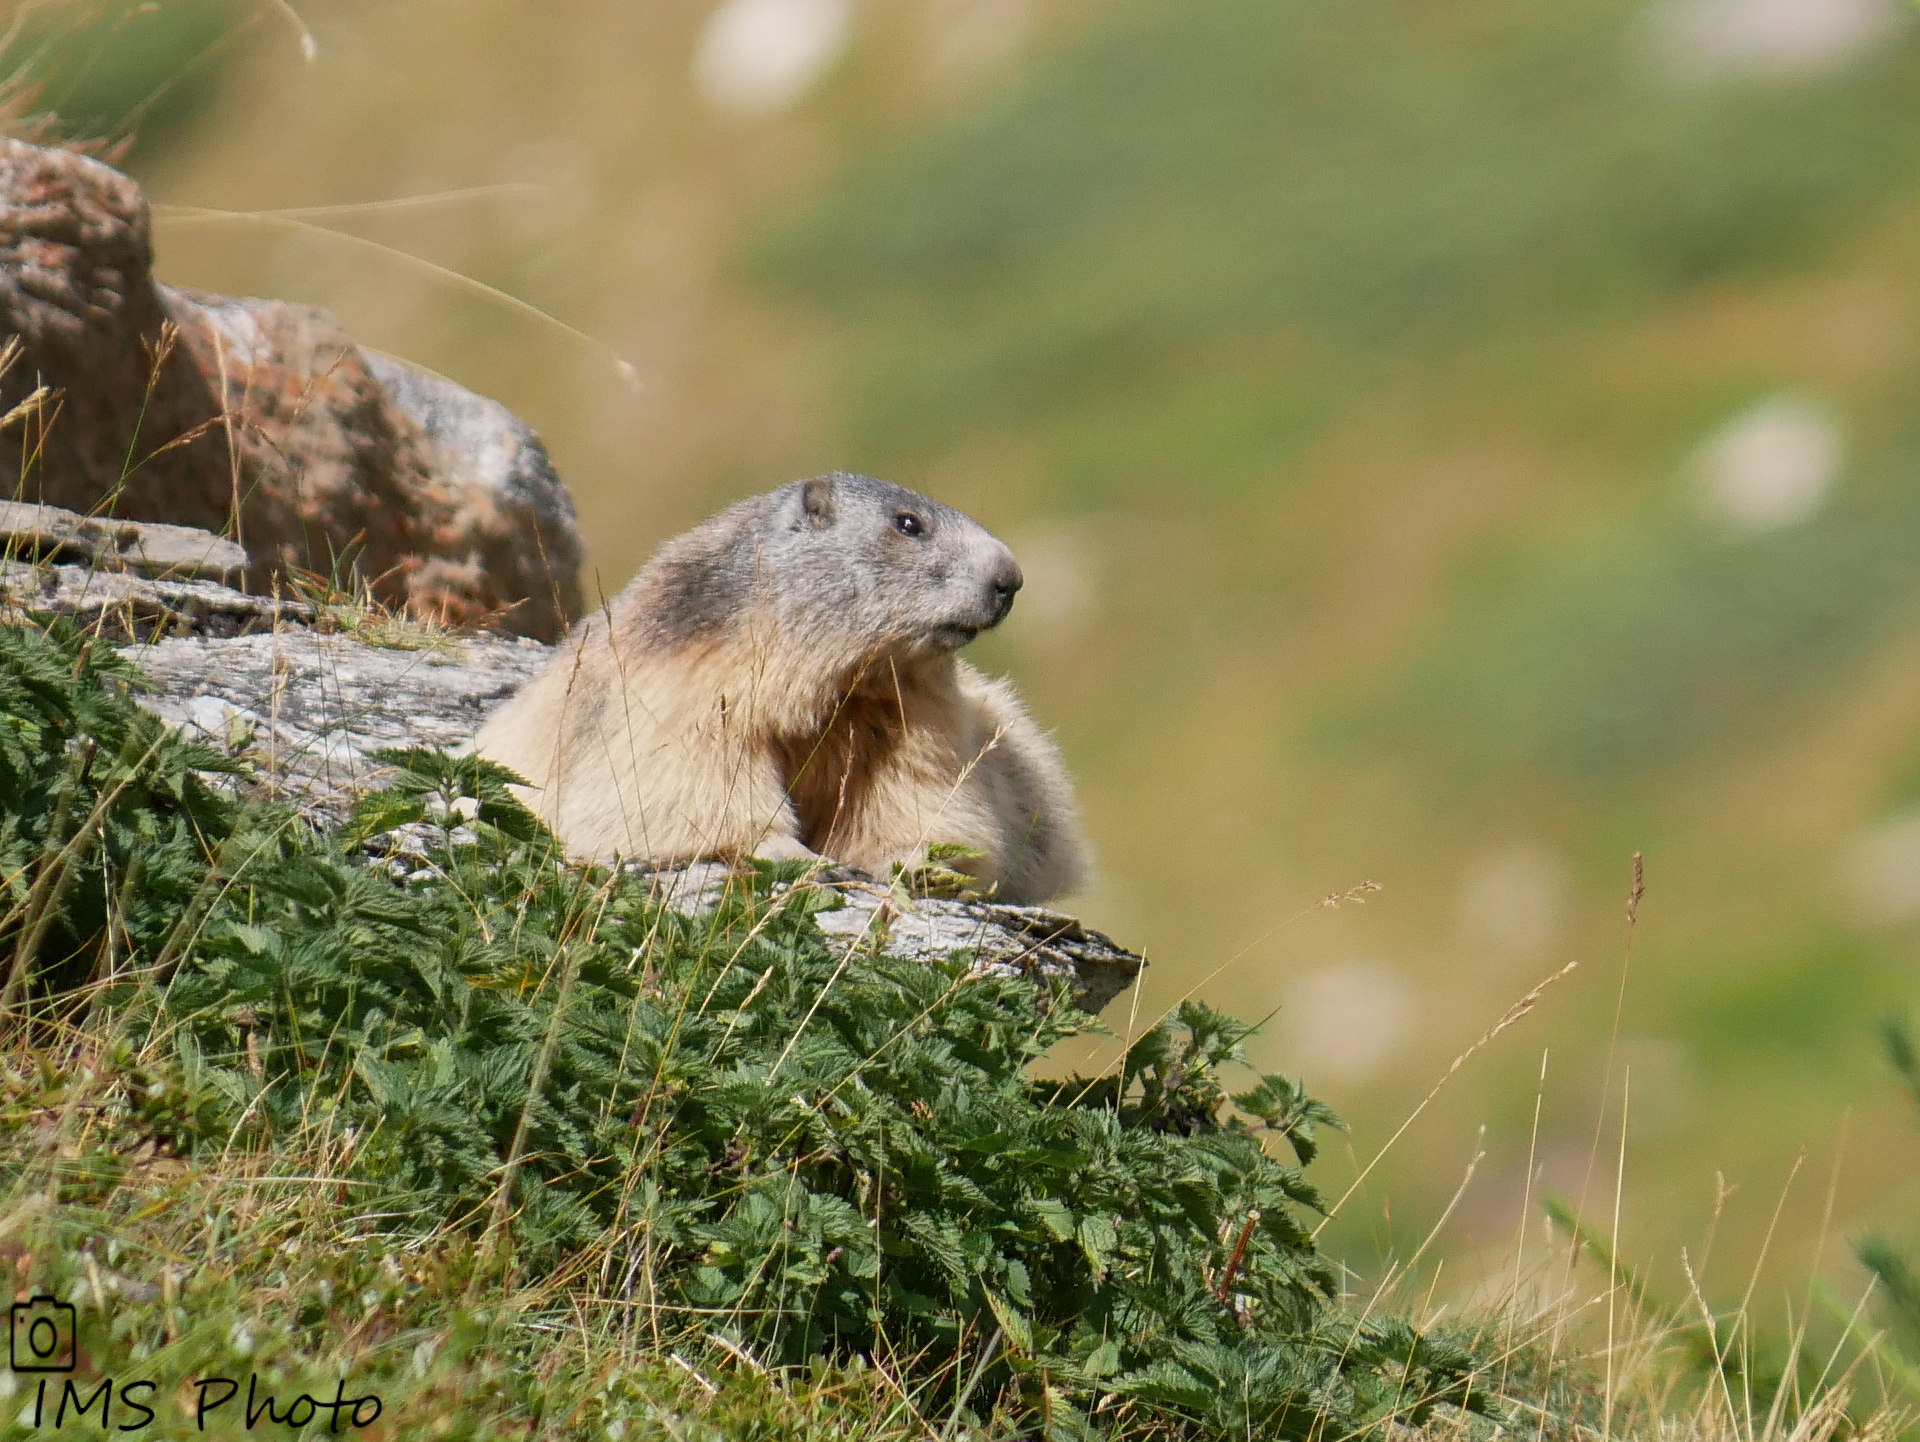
{"left": 0, "top": 500, "right": 246, "bottom": 580}
{"left": 0, "top": 546, "right": 548, "bottom": 822}
{"left": 812, "top": 889, "right": 1143, "bottom": 1013}
{"left": 0, "top": 138, "right": 583, "bottom": 641}
{"left": 0, "top": 141, "right": 229, "bottom": 528}
{"left": 356, "top": 841, "right": 1144, "bottom": 1014}
{"left": 0, "top": 556, "right": 310, "bottom": 640}
{"left": 366, "top": 355, "right": 584, "bottom": 635}
{"left": 131, "top": 625, "right": 551, "bottom": 827}
{"left": 615, "top": 861, "right": 1142, "bottom": 1012}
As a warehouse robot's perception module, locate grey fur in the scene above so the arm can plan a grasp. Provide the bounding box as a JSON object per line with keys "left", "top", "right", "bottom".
{"left": 618, "top": 473, "right": 1023, "bottom": 655}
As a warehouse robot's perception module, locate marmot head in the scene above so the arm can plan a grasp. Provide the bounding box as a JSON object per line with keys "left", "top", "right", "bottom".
{"left": 630, "top": 473, "right": 1023, "bottom": 659}
{"left": 763, "top": 473, "right": 1022, "bottom": 655}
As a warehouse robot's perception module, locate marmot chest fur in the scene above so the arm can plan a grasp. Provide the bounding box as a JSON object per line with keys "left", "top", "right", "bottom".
{"left": 474, "top": 473, "right": 1088, "bottom": 903}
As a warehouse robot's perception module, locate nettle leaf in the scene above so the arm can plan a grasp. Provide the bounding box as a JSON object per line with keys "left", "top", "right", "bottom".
{"left": 1076, "top": 1213, "right": 1118, "bottom": 1277}
{"left": 903, "top": 1213, "right": 970, "bottom": 1292}
{"left": 1113, "top": 1360, "right": 1212, "bottom": 1411}
{"left": 1235, "top": 1072, "right": 1345, "bottom": 1166}
{"left": 1027, "top": 1196, "right": 1074, "bottom": 1242}
{"left": 984, "top": 1286, "right": 1035, "bottom": 1354}
{"left": 223, "top": 922, "right": 282, "bottom": 958}
{"left": 1081, "top": 1337, "right": 1121, "bottom": 1379}
{"left": 344, "top": 789, "right": 425, "bottom": 842}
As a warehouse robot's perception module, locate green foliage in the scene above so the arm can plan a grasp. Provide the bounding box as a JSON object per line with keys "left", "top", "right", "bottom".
{"left": 1669, "top": 927, "right": 1888, "bottom": 1066}
{"left": 0, "top": 617, "right": 240, "bottom": 1001}
{"left": 0, "top": 619, "right": 1494, "bottom": 1437}
{"left": 0, "top": 1122, "right": 978, "bottom": 1442}
{"left": 1879, "top": 1010, "right": 1920, "bottom": 1113}
{"left": 1856, "top": 1014, "right": 1920, "bottom": 1365}
{"left": 1857, "top": 1236, "right": 1920, "bottom": 1343}
{"left": 3, "top": 0, "right": 249, "bottom": 160}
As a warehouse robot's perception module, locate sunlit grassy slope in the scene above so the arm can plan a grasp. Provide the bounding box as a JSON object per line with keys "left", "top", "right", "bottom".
{"left": 101, "top": 0, "right": 1920, "bottom": 1320}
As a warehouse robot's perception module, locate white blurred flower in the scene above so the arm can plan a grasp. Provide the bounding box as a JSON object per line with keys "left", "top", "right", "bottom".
{"left": 1840, "top": 807, "right": 1920, "bottom": 926}
{"left": 185, "top": 695, "right": 259, "bottom": 754}
{"left": 1646, "top": 0, "right": 1903, "bottom": 80}
{"left": 694, "top": 0, "right": 855, "bottom": 116}
{"left": 1691, "top": 393, "right": 1843, "bottom": 535}
{"left": 1280, "top": 962, "right": 1416, "bottom": 1085}
{"left": 923, "top": 0, "right": 1031, "bottom": 79}
{"left": 1458, "top": 843, "right": 1568, "bottom": 958}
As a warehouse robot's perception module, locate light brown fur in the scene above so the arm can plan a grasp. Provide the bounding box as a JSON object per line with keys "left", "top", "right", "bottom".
{"left": 476, "top": 475, "right": 1087, "bottom": 902}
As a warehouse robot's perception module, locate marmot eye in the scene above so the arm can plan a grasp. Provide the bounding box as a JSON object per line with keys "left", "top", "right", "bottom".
{"left": 892, "top": 512, "right": 923, "bottom": 537}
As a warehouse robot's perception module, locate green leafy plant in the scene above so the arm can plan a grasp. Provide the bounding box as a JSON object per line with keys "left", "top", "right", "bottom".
{"left": 0, "top": 615, "right": 241, "bottom": 1007}
{"left": 1852, "top": 1014, "right": 1920, "bottom": 1378}
{"left": 0, "top": 617, "right": 1495, "bottom": 1437}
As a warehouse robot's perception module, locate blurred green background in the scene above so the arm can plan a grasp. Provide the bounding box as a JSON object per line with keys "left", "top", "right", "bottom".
{"left": 15, "top": 0, "right": 1920, "bottom": 1312}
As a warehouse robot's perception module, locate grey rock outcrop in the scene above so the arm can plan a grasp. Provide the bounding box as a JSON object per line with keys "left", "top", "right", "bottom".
{"left": 615, "top": 860, "right": 1141, "bottom": 1011}
{"left": 3, "top": 554, "right": 310, "bottom": 638}
{"left": 134, "top": 627, "right": 552, "bottom": 821}
{"left": 0, "top": 138, "right": 583, "bottom": 641}
{"left": 811, "top": 890, "right": 1142, "bottom": 1013}
{"left": 0, "top": 499, "right": 245, "bottom": 580}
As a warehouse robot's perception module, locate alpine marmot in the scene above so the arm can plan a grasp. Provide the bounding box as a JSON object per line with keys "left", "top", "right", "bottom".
{"left": 474, "top": 473, "right": 1088, "bottom": 902}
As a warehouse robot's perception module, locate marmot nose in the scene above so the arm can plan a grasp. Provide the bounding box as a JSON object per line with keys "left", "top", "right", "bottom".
{"left": 990, "top": 560, "right": 1023, "bottom": 618}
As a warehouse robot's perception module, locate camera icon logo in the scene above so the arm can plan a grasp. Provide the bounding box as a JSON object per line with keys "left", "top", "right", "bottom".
{"left": 9, "top": 1295, "right": 76, "bottom": 1373}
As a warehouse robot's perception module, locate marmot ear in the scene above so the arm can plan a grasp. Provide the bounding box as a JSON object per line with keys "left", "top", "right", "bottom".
{"left": 800, "top": 477, "right": 836, "bottom": 528}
